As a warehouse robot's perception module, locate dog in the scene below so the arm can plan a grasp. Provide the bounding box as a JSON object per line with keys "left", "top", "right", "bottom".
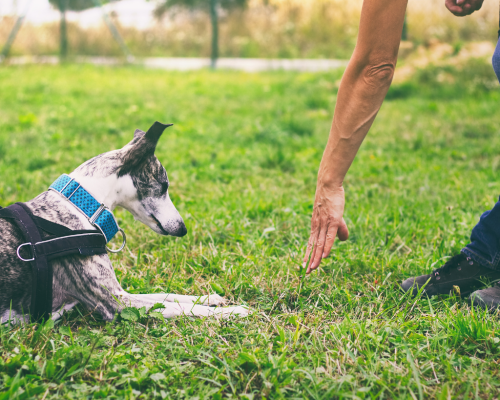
{"left": 0, "top": 123, "right": 249, "bottom": 324}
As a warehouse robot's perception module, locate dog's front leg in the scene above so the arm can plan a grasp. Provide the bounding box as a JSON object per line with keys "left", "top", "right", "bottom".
{"left": 159, "top": 302, "right": 249, "bottom": 319}
{"left": 129, "top": 293, "right": 227, "bottom": 306}
{"left": 120, "top": 293, "right": 249, "bottom": 318}
{"left": 51, "top": 301, "right": 79, "bottom": 322}
{"left": 56, "top": 256, "right": 248, "bottom": 320}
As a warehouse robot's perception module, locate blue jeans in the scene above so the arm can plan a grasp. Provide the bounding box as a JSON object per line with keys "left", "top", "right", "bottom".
{"left": 461, "top": 37, "right": 500, "bottom": 270}
{"left": 462, "top": 196, "right": 500, "bottom": 270}
{"left": 493, "top": 35, "right": 500, "bottom": 83}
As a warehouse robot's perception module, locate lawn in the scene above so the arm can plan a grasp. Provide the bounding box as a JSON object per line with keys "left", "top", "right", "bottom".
{"left": 0, "top": 62, "right": 500, "bottom": 399}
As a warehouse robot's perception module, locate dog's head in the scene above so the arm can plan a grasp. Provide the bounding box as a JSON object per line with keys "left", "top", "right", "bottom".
{"left": 73, "top": 122, "right": 187, "bottom": 237}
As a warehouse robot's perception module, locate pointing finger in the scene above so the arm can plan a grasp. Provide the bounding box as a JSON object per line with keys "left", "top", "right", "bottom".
{"left": 307, "top": 224, "right": 328, "bottom": 273}
{"left": 322, "top": 223, "right": 338, "bottom": 259}
{"left": 303, "top": 226, "right": 319, "bottom": 269}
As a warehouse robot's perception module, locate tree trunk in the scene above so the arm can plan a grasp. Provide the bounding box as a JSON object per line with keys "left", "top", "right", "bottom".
{"left": 59, "top": 0, "right": 68, "bottom": 60}
{"left": 209, "top": 0, "right": 218, "bottom": 69}
{"left": 1, "top": 11, "right": 28, "bottom": 60}
{"left": 401, "top": 14, "right": 407, "bottom": 41}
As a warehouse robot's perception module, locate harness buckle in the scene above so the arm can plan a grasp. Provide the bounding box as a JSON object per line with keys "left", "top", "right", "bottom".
{"left": 17, "top": 242, "right": 35, "bottom": 262}
{"left": 106, "top": 228, "right": 126, "bottom": 253}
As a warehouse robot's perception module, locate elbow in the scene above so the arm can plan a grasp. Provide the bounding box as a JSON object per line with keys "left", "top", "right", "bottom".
{"left": 360, "top": 61, "right": 396, "bottom": 89}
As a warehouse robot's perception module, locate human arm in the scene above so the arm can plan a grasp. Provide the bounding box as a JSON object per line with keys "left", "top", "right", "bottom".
{"left": 304, "top": 0, "right": 408, "bottom": 273}
{"left": 445, "top": 0, "right": 484, "bottom": 16}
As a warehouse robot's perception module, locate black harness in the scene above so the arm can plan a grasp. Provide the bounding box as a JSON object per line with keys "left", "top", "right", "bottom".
{"left": 0, "top": 202, "right": 107, "bottom": 321}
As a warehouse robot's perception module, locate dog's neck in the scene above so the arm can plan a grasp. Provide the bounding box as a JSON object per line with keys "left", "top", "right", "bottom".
{"left": 67, "top": 172, "right": 135, "bottom": 212}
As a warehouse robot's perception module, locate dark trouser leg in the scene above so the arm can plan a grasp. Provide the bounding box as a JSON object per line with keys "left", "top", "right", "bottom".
{"left": 462, "top": 196, "right": 500, "bottom": 271}
{"left": 492, "top": 35, "right": 500, "bottom": 83}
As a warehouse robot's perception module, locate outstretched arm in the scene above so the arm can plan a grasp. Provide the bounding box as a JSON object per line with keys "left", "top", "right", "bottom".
{"left": 304, "top": 0, "right": 408, "bottom": 273}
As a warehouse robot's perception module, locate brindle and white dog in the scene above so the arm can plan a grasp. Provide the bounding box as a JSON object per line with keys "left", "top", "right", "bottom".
{"left": 0, "top": 124, "right": 249, "bottom": 323}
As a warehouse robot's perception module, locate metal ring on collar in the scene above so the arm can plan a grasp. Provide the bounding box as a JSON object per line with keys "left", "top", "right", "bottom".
{"left": 17, "top": 242, "right": 34, "bottom": 262}
{"left": 106, "top": 228, "right": 126, "bottom": 253}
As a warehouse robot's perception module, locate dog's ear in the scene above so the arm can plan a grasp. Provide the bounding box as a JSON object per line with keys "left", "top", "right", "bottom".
{"left": 144, "top": 121, "right": 173, "bottom": 147}
{"left": 128, "top": 129, "right": 146, "bottom": 145}
{"left": 129, "top": 122, "right": 172, "bottom": 144}
{"left": 119, "top": 122, "right": 173, "bottom": 176}
{"left": 134, "top": 129, "right": 145, "bottom": 138}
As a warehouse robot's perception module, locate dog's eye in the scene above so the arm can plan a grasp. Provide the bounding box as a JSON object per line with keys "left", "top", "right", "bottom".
{"left": 161, "top": 182, "right": 169, "bottom": 195}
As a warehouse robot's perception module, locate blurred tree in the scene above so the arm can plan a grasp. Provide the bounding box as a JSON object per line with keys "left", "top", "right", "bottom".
{"left": 0, "top": 0, "right": 33, "bottom": 61}
{"left": 49, "top": 0, "right": 105, "bottom": 11}
{"left": 48, "top": 0, "right": 110, "bottom": 59}
{"left": 402, "top": 14, "right": 408, "bottom": 41}
{"left": 155, "top": 0, "right": 248, "bottom": 68}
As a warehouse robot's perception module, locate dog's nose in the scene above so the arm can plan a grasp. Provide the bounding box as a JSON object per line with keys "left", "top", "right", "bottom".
{"left": 171, "top": 222, "right": 187, "bottom": 237}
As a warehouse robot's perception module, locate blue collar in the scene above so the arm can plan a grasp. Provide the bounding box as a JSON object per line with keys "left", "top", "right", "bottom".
{"left": 49, "top": 174, "right": 121, "bottom": 244}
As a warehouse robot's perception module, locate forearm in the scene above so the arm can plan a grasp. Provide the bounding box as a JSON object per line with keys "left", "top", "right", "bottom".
{"left": 318, "top": 0, "right": 408, "bottom": 188}
{"left": 319, "top": 59, "right": 394, "bottom": 187}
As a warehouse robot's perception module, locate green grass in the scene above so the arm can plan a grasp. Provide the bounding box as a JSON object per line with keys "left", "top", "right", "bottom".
{"left": 0, "top": 62, "right": 500, "bottom": 399}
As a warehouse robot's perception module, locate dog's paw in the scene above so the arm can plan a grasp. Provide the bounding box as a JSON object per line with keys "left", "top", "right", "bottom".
{"left": 213, "top": 305, "right": 250, "bottom": 319}
{"left": 201, "top": 293, "right": 228, "bottom": 307}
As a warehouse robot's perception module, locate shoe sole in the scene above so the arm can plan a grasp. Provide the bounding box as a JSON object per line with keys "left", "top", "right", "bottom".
{"left": 471, "top": 294, "right": 500, "bottom": 312}
{"left": 400, "top": 282, "right": 474, "bottom": 298}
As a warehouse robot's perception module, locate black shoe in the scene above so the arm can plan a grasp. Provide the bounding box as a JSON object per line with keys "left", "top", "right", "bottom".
{"left": 471, "top": 284, "right": 500, "bottom": 311}
{"left": 401, "top": 253, "right": 500, "bottom": 297}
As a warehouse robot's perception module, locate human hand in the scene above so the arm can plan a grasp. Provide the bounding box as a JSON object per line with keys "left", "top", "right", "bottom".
{"left": 303, "top": 184, "right": 349, "bottom": 274}
{"left": 445, "top": 0, "right": 484, "bottom": 16}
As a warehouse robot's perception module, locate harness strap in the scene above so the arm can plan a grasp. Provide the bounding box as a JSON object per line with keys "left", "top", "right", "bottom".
{"left": 31, "top": 233, "right": 107, "bottom": 260}
{"left": 0, "top": 207, "right": 102, "bottom": 237}
{"left": 8, "top": 203, "right": 52, "bottom": 321}
{"left": 31, "top": 215, "right": 74, "bottom": 236}
{"left": 0, "top": 207, "right": 104, "bottom": 242}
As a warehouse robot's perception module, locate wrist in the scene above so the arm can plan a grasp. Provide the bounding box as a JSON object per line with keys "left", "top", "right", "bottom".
{"left": 317, "top": 170, "right": 344, "bottom": 190}
{"left": 316, "top": 180, "right": 344, "bottom": 195}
